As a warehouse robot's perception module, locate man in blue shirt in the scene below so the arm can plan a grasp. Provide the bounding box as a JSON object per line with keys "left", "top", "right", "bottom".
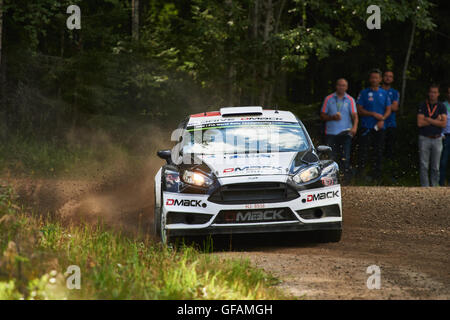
{"left": 381, "top": 71, "right": 400, "bottom": 160}
{"left": 356, "top": 69, "right": 392, "bottom": 181}
{"left": 439, "top": 85, "right": 450, "bottom": 186}
{"left": 320, "top": 78, "right": 359, "bottom": 183}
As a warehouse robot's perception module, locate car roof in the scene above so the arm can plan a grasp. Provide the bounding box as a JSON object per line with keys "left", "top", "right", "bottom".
{"left": 187, "top": 106, "right": 298, "bottom": 127}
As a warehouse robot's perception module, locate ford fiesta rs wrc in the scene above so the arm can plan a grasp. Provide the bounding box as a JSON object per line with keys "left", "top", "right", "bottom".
{"left": 154, "top": 106, "right": 342, "bottom": 244}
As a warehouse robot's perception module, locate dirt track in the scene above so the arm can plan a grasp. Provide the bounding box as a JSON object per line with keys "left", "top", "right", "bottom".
{"left": 218, "top": 187, "right": 450, "bottom": 299}
{"left": 7, "top": 175, "right": 450, "bottom": 300}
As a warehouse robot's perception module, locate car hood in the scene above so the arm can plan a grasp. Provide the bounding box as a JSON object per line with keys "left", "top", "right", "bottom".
{"left": 197, "top": 152, "right": 298, "bottom": 178}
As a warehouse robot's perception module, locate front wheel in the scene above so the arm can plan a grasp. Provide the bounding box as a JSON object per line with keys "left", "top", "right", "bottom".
{"left": 153, "top": 186, "right": 161, "bottom": 237}
{"left": 154, "top": 205, "right": 172, "bottom": 245}
{"left": 153, "top": 204, "right": 161, "bottom": 237}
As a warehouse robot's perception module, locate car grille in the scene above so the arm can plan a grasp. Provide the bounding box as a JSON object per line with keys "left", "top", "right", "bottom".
{"left": 214, "top": 207, "right": 297, "bottom": 224}
{"left": 166, "top": 212, "right": 213, "bottom": 225}
{"left": 208, "top": 182, "right": 299, "bottom": 204}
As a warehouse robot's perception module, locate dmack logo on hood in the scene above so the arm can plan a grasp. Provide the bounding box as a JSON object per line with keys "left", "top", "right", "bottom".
{"left": 227, "top": 154, "right": 273, "bottom": 159}
{"left": 199, "top": 152, "right": 296, "bottom": 177}
{"left": 223, "top": 166, "right": 284, "bottom": 174}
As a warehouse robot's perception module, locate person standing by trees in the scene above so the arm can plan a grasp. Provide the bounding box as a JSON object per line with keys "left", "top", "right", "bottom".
{"left": 439, "top": 85, "right": 450, "bottom": 186}
{"left": 320, "top": 79, "right": 358, "bottom": 184}
{"left": 381, "top": 71, "right": 400, "bottom": 160}
{"left": 356, "top": 69, "right": 392, "bottom": 182}
{"left": 417, "top": 84, "right": 448, "bottom": 187}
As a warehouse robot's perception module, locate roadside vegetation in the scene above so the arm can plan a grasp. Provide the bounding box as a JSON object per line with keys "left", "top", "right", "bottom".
{"left": 0, "top": 183, "right": 288, "bottom": 300}
{"left": 1, "top": 1, "right": 447, "bottom": 187}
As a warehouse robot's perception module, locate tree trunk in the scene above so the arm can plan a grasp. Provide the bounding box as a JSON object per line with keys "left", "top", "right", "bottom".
{"left": 132, "top": 0, "right": 139, "bottom": 41}
{"left": 0, "top": 0, "right": 3, "bottom": 68}
{"left": 274, "top": 0, "right": 286, "bottom": 35}
{"left": 267, "top": 0, "right": 286, "bottom": 106}
{"left": 251, "top": 0, "right": 259, "bottom": 105}
{"left": 226, "top": 0, "right": 234, "bottom": 106}
{"left": 259, "top": 0, "right": 273, "bottom": 106}
{"left": 0, "top": 0, "right": 5, "bottom": 140}
{"left": 400, "top": 19, "right": 416, "bottom": 116}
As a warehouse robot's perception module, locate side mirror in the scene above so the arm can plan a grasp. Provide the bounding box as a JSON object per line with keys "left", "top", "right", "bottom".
{"left": 157, "top": 150, "right": 172, "bottom": 164}
{"left": 317, "top": 145, "right": 332, "bottom": 154}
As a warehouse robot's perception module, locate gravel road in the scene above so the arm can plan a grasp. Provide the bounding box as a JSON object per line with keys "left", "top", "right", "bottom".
{"left": 217, "top": 187, "right": 450, "bottom": 299}
{"left": 9, "top": 176, "right": 450, "bottom": 299}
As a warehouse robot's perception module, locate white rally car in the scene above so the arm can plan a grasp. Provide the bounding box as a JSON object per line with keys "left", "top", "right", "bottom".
{"left": 154, "top": 106, "right": 342, "bottom": 244}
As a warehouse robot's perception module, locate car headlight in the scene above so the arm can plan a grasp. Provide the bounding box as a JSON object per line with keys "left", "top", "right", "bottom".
{"left": 182, "top": 170, "right": 213, "bottom": 187}
{"left": 320, "top": 162, "right": 339, "bottom": 186}
{"left": 293, "top": 166, "right": 320, "bottom": 184}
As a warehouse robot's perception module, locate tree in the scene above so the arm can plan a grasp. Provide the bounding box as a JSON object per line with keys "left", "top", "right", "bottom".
{"left": 132, "top": 0, "right": 139, "bottom": 40}
{"left": 400, "top": 19, "right": 416, "bottom": 116}
{"left": 0, "top": 0, "right": 442, "bottom": 133}
{"left": 398, "top": 0, "right": 436, "bottom": 115}
{"left": 0, "top": 0, "right": 3, "bottom": 68}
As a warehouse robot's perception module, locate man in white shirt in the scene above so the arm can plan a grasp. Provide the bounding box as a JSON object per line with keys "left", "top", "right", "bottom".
{"left": 320, "top": 78, "right": 358, "bottom": 183}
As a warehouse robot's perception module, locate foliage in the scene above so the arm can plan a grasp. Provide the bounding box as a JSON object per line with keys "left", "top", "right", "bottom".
{"left": 0, "top": 0, "right": 448, "bottom": 184}
{"left": 1, "top": 1, "right": 443, "bottom": 125}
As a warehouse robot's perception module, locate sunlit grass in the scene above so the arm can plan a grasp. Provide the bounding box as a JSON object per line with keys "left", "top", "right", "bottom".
{"left": 0, "top": 183, "right": 288, "bottom": 300}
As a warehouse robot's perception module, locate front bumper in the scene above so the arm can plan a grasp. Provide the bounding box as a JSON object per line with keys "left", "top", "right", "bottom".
{"left": 162, "top": 183, "right": 342, "bottom": 237}
{"left": 168, "top": 221, "right": 341, "bottom": 236}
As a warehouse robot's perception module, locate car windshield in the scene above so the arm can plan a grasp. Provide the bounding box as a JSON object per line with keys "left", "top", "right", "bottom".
{"left": 182, "top": 121, "right": 310, "bottom": 155}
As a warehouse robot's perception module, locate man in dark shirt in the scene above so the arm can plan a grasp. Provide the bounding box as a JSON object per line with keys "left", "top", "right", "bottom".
{"left": 439, "top": 85, "right": 450, "bottom": 186}
{"left": 417, "top": 84, "right": 448, "bottom": 187}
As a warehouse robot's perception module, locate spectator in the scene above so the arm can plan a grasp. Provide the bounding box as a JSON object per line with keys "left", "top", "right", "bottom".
{"left": 356, "top": 69, "right": 392, "bottom": 182}
{"left": 417, "top": 84, "right": 448, "bottom": 187}
{"left": 381, "top": 71, "right": 400, "bottom": 160}
{"left": 439, "top": 85, "right": 450, "bottom": 186}
{"left": 320, "top": 78, "right": 358, "bottom": 183}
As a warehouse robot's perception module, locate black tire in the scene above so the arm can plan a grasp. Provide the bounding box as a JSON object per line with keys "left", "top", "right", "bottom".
{"left": 154, "top": 185, "right": 173, "bottom": 245}
{"left": 154, "top": 204, "right": 161, "bottom": 238}
{"left": 156, "top": 203, "right": 172, "bottom": 245}
{"left": 153, "top": 186, "right": 161, "bottom": 237}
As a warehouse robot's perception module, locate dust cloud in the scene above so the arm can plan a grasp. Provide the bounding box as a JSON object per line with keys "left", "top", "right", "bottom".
{"left": 9, "top": 122, "right": 175, "bottom": 238}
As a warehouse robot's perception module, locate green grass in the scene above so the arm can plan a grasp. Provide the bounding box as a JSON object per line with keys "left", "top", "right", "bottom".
{"left": 0, "top": 183, "right": 288, "bottom": 300}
